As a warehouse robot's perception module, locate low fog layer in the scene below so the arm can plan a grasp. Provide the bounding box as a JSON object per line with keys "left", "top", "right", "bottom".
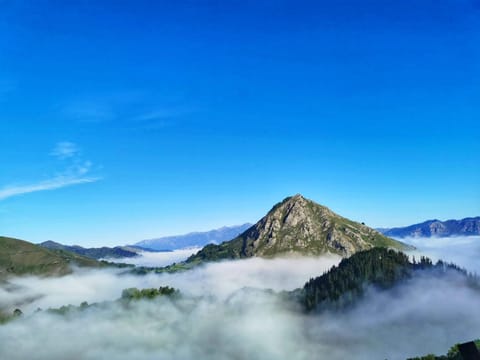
{"left": 402, "top": 235, "right": 480, "bottom": 273}
{"left": 1, "top": 237, "right": 480, "bottom": 359}
{"left": 105, "top": 248, "right": 202, "bottom": 268}
{"left": 0, "top": 255, "right": 341, "bottom": 313}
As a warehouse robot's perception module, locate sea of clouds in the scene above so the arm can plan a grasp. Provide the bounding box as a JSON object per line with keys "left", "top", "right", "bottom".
{"left": 104, "top": 247, "right": 203, "bottom": 268}
{"left": 1, "top": 236, "right": 480, "bottom": 360}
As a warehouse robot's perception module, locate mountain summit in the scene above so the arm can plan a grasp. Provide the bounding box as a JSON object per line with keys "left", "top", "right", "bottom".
{"left": 187, "top": 194, "right": 408, "bottom": 262}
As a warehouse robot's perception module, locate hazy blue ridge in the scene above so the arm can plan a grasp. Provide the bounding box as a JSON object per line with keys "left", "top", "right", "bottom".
{"left": 378, "top": 217, "right": 480, "bottom": 238}
{"left": 135, "top": 224, "right": 253, "bottom": 251}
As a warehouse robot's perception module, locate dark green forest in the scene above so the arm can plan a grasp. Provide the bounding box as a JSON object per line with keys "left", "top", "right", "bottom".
{"left": 407, "top": 339, "right": 480, "bottom": 359}
{"left": 301, "top": 247, "right": 477, "bottom": 311}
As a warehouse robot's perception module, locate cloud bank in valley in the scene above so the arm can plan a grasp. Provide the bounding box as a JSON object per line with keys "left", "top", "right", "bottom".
{"left": 105, "top": 248, "right": 202, "bottom": 268}
{"left": 1, "top": 237, "right": 480, "bottom": 359}
{"left": 402, "top": 235, "right": 480, "bottom": 273}
{"left": 0, "top": 255, "right": 341, "bottom": 313}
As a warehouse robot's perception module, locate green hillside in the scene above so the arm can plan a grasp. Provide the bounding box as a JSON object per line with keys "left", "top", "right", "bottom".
{"left": 0, "top": 236, "right": 103, "bottom": 278}
{"left": 39, "top": 240, "right": 139, "bottom": 260}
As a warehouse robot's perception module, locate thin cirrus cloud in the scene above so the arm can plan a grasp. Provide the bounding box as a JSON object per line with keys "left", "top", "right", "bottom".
{"left": 50, "top": 141, "right": 80, "bottom": 159}
{"left": 62, "top": 100, "right": 115, "bottom": 123}
{"left": 0, "top": 174, "right": 99, "bottom": 201}
{"left": 0, "top": 142, "right": 101, "bottom": 201}
{"left": 61, "top": 93, "right": 192, "bottom": 128}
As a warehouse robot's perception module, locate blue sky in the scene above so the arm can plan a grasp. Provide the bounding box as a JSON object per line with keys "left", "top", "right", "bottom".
{"left": 0, "top": 0, "right": 479, "bottom": 246}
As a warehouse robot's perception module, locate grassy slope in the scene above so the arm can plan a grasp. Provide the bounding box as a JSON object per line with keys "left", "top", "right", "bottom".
{"left": 0, "top": 236, "right": 102, "bottom": 278}
{"left": 39, "top": 241, "right": 138, "bottom": 260}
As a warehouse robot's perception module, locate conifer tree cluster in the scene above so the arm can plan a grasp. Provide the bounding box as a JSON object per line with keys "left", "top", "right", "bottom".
{"left": 302, "top": 247, "right": 474, "bottom": 311}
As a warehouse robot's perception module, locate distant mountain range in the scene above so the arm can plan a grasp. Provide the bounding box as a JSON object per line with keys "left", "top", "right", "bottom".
{"left": 9, "top": 198, "right": 477, "bottom": 279}
{"left": 378, "top": 217, "right": 480, "bottom": 238}
{"left": 186, "top": 194, "right": 408, "bottom": 264}
{"left": 0, "top": 236, "right": 102, "bottom": 278}
{"left": 135, "top": 223, "right": 252, "bottom": 251}
{"left": 39, "top": 241, "right": 141, "bottom": 260}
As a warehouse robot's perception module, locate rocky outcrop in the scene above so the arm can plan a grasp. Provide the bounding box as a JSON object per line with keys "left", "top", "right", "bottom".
{"left": 187, "top": 194, "right": 408, "bottom": 262}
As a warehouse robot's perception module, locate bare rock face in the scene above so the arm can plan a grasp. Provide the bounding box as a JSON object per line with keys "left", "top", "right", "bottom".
{"left": 188, "top": 194, "right": 408, "bottom": 262}
{"left": 239, "top": 194, "right": 400, "bottom": 257}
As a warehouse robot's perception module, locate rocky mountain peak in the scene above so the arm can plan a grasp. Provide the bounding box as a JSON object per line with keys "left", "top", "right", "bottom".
{"left": 280, "top": 194, "right": 313, "bottom": 208}
{"left": 267, "top": 194, "right": 333, "bottom": 228}
{"left": 287, "top": 193, "right": 306, "bottom": 201}
{"left": 187, "top": 194, "right": 409, "bottom": 262}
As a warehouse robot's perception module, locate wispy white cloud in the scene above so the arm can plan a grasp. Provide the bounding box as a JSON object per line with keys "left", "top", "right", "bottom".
{"left": 129, "top": 107, "right": 193, "bottom": 131}
{"left": 0, "top": 170, "right": 100, "bottom": 201}
{"left": 61, "top": 92, "right": 193, "bottom": 129}
{"left": 50, "top": 141, "right": 80, "bottom": 159}
{"left": 0, "top": 144, "right": 101, "bottom": 201}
